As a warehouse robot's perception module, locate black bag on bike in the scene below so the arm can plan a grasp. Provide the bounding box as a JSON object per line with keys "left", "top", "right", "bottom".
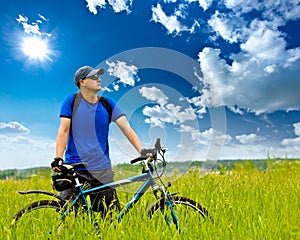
{"left": 52, "top": 174, "right": 75, "bottom": 191}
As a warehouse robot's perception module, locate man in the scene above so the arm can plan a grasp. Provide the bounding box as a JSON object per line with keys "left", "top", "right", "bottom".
{"left": 51, "top": 65, "right": 143, "bottom": 214}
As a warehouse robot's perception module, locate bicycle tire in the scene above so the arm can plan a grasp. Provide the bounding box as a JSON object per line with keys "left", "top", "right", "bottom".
{"left": 12, "top": 200, "right": 61, "bottom": 223}
{"left": 11, "top": 200, "right": 62, "bottom": 236}
{"left": 147, "top": 196, "right": 212, "bottom": 232}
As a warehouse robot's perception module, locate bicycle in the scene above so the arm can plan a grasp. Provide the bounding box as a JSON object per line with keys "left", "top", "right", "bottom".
{"left": 11, "top": 138, "right": 212, "bottom": 236}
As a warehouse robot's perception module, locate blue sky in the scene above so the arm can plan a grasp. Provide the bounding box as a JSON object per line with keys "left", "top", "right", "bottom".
{"left": 0, "top": 0, "right": 300, "bottom": 170}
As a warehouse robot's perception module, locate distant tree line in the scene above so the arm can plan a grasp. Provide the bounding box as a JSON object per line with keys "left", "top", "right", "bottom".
{"left": 0, "top": 167, "right": 51, "bottom": 180}
{"left": 0, "top": 158, "right": 297, "bottom": 180}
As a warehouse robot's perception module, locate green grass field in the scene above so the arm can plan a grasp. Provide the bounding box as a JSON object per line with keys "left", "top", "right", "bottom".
{"left": 1, "top": 160, "right": 299, "bottom": 240}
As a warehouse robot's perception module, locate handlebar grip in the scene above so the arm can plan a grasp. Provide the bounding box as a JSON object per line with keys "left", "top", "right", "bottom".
{"left": 130, "top": 156, "right": 147, "bottom": 164}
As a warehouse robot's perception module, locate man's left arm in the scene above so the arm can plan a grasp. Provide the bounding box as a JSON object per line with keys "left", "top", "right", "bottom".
{"left": 115, "top": 115, "right": 142, "bottom": 154}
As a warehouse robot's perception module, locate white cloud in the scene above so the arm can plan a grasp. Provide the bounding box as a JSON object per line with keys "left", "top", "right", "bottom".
{"left": 0, "top": 121, "right": 30, "bottom": 135}
{"left": 139, "top": 86, "right": 196, "bottom": 128}
{"left": 139, "top": 86, "right": 169, "bottom": 106}
{"left": 264, "top": 64, "right": 277, "bottom": 74}
{"left": 113, "top": 84, "right": 120, "bottom": 91}
{"left": 85, "top": 0, "right": 106, "bottom": 14}
{"left": 240, "top": 20, "right": 287, "bottom": 61}
{"left": 108, "top": 0, "right": 132, "bottom": 13}
{"left": 285, "top": 48, "right": 300, "bottom": 67}
{"left": 281, "top": 137, "right": 300, "bottom": 147}
{"left": 208, "top": 10, "right": 244, "bottom": 43}
{"left": 221, "top": 0, "right": 300, "bottom": 33}
{"left": 16, "top": 15, "right": 41, "bottom": 35}
{"left": 224, "top": 0, "right": 261, "bottom": 15}
{"left": 151, "top": 3, "right": 199, "bottom": 35}
{"left": 261, "top": 0, "right": 300, "bottom": 23}
{"left": 38, "top": 14, "right": 47, "bottom": 22}
{"left": 198, "top": 0, "right": 213, "bottom": 11}
{"left": 85, "top": 0, "right": 132, "bottom": 14}
{"left": 197, "top": 47, "right": 232, "bottom": 108}
{"left": 294, "top": 123, "right": 300, "bottom": 137}
{"left": 106, "top": 60, "right": 140, "bottom": 88}
{"left": 186, "top": 95, "right": 208, "bottom": 117}
{"left": 200, "top": 128, "right": 232, "bottom": 146}
{"left": 142, "top": 104, "right": 196, "bottom": 128}
{"left": 229, "top": 106, "right": 245, "bottom": 115}
{"left": 281, "top": 122, "right": 300, "bottom": 147}
{"left": 198, "top": 40, "right": 300, "bottom": 114}
{"left": 236, "top": 133, "right": 265, "bottom": 144}
{"left": 185, "top": 0, "right": 213, "bottom": 11}
{"left": 151, "top": 3, "right": 184, "bottom": 35}
{"left": 16, "top": 14, "right": 51, "bottom": 37}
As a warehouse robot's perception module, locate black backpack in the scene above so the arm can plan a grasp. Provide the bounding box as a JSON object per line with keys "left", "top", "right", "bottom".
{"left": 71, "top": 92, "right": 112, "bottom": 123}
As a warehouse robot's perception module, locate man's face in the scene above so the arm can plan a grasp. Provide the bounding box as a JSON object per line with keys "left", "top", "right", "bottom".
{"left": 81, "top": 74, "right": 102, "bottom": 91}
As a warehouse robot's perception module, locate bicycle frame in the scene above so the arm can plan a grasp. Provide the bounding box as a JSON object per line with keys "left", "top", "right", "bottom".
{"left": 60, "top": 166, "right": 160, "bottom": 223}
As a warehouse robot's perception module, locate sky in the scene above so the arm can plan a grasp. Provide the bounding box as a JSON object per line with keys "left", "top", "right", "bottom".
{"left": 0, "top": 0, "right": 300, "bottom": 170}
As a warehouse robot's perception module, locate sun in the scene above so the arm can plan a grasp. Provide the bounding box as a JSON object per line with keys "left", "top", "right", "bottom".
{"left": 21, "top": 36, "right": 51, "bottom": 61}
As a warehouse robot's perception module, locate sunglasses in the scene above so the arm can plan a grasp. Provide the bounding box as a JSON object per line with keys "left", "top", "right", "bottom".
{"left": 83, "top": 74, "right": 100, "bottom": 80}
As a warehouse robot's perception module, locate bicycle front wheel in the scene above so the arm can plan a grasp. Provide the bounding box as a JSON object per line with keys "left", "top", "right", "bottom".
{"left": 11, "top": 200, "right": 62, "bottom": 237}
{"left": 147, "top": 196, "right": 212, "bottom": 233}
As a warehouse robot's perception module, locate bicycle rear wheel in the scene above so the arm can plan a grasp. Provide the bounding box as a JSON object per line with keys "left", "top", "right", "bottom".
{"left": 11, "top": 200, "right": 62, "bottom": 237}
{"left": 147, "top": 196, "right": 212, "bottom": 233}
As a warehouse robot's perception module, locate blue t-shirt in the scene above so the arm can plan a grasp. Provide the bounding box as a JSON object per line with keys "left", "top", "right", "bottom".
{"left": 59, "top": 94, "right": 125, "bottom": 170}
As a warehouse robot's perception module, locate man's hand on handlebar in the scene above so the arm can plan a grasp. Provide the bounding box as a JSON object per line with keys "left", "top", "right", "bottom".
{"left": 141, "top": 148, "right": 157, "bottom": 158}
{"left": 51, "top": 157, "right": 64, "bottom": 172}
{"left": 131, "top": 139, "right": 165, "bottom": 165}
{"left": 140, "top": 139, "right": 162, "bottom": 157}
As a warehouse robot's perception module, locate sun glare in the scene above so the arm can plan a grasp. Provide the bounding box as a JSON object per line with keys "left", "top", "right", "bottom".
{"left": 21, "top": 36, "right": 50, "bottom": 61}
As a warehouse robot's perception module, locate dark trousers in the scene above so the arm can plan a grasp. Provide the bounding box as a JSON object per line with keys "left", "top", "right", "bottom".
{"left": 59, "top": 169, "right": 121, "bottom": 216}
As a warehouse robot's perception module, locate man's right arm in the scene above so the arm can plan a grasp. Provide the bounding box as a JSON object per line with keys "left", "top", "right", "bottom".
{"left": 55, "top": 117, "right": 71, "bottom": 159}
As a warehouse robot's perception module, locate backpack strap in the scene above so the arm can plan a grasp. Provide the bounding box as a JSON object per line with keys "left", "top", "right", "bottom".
{"left": 71, "top": 92, "right": 82, "bottom": 120}
{"left": 99, "top": 96, "right": 112, "bottom": 123}
{"left": 71, "top": 92, "right": 112, "bottom": 123}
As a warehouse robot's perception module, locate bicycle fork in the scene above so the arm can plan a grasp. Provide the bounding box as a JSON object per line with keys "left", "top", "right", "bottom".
{"left": 154, "top": 185, "right": 180, "bottom": 231}
{"left": 165, "top": 198, "right": 180, "bottom": 231}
